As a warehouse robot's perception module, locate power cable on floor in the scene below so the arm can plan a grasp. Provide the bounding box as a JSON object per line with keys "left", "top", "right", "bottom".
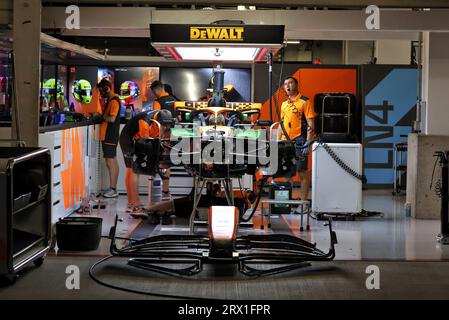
{"left": 89, "top": 254, "right": 215, "bottom": 300}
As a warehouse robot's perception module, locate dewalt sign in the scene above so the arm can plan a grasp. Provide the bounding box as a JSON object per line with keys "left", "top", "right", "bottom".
{"left": 190, "top": 27, "right": 244, "bottom": 41}
{"left": 150, "top": 24, "right": 284, "bottom": 45}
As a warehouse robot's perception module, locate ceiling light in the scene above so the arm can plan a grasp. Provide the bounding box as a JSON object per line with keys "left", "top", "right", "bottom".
{"left": 284, "top": 40, "right": 300, "bottom": 44}
{"left": 175, "top": 47, "right": 260, "bottom": 61}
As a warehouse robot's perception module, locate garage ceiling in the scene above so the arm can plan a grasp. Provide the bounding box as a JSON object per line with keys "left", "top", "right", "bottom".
{"left": 40, "top": 0, "right": 449, "bottom": 9}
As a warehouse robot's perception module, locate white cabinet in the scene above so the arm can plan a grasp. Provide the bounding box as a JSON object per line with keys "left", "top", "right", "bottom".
{"left": 312, "top": 143, "right": 363, "bottom": 214}
{"left": 39, "top": 125, "right": 91, "bottom": 224}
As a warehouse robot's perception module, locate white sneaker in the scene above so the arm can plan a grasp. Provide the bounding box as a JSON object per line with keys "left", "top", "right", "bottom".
{"left": 103, "top": 188, "right": 118, "bottom": 198}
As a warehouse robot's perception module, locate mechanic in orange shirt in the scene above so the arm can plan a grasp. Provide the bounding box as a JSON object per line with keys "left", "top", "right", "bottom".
{"left": 151, "top": 80, "right": 175, "bottom": 115}
{"left": 97, "top": 78, "right": 121, "bottom": 198}
{"left": 151, "top": 81, "right": 176, "bottom": 199}
{"left": 279, "top": 76, "right": 317, "bottom": 201}
{"left": 119, "top": 109, "right": 173, "bottom": 214}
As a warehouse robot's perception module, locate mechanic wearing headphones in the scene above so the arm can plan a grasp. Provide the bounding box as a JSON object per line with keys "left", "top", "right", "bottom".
{"left": 280, "top": 76, "right": 317, "bottom": 201}
{"left": 119, "top": 109, "right": 173, "bottom": 215}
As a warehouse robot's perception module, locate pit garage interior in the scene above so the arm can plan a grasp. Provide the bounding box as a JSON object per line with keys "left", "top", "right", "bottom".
{"left": 1, "top": 0, "right": 449, "bottom": 300}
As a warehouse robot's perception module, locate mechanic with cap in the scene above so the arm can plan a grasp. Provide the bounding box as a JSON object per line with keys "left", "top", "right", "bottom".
{"left": 279, "top": 76, "right": 317, "bottom": 201}
{"left": 119, "top": 109, "right": 173, "bottom": 215}
{"left": 97, "top": 78, "right": 121, "bottom": 198}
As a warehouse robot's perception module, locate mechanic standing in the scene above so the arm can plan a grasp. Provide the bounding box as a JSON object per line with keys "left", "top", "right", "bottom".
{"left": 150, "top": 80, "right": 176, "bottom": 199}
{"left": 280, "top": 76, "right": 317, "bottom": 201}
{"left": 119, "top": 109, "right": 173, "bottom": 215}
{"left": 97, "top": 78, "right": 121, "bottom": 198}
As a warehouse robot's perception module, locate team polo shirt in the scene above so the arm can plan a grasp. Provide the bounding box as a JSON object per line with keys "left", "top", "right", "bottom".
{"left": 121, "top": 110, "right": 161, "bottom": 142}
{"left": 153, "top": 91, "right": 175, "bottom": 115}
{"left": 280, "top": 93, "right": 317, "bottom": 141}
{"left": 100, "top": 94, "right": 121, "bottom": 143}
{"left": 133, "top": 118, "right": 159, "bottom": 139}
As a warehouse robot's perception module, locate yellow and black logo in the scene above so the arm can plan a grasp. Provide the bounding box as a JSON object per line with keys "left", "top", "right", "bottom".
{"left": 190, "top": 27, "right": 244, "bottom": 41}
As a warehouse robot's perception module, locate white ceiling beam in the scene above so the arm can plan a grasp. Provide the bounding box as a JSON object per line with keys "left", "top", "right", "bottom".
{"left": 41, "top": 8, "right": 449, "bottom": 41}
{"left": 55, "top": 28, "right": 150, "bottom": 38}
{"left": 42, "top": 7, "right": 154, "bottom": 30}
{"left": 291, "top": 31, "right": 419, "bottom": 41}
{"left": 40, "top": 0, "right": 449, "bottom": 8}
{"left": 151, "top": 9, "right": 449, "bottom": 32}
{"left": 40, "top": 32, "right": 105, "bottom": 60}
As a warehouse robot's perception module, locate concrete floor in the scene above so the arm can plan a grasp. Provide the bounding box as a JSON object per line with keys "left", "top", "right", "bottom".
{"left": 309, "top": 189, "right": 449, "bottom": 260}
{"left": 2, "top": 189, "right": 449, "bottom": 300}
{"left": 2, "top": 258, "right": 449, "bottom": 300}
{"left": 65, "top": 189, "right": 449, "bottom": 261}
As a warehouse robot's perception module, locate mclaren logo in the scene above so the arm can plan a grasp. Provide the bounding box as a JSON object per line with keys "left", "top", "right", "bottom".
{"left": 190, "top": 27, "right": 244, "bottom": 41}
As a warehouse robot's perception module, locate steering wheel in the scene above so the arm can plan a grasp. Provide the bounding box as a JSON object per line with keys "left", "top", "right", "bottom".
{"left": 190, "top": 109, "right": 212, "bottom": 125}
{"left": 222, "top": 110, "right": 244, "bottom": 126}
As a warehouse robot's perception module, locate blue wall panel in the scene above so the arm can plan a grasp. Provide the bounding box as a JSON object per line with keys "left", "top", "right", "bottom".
{"left": 363, "top": 67, "right": 417, "bottom": 186}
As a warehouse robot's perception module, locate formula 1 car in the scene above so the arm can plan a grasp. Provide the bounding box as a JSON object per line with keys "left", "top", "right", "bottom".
{"left": 109, "top": 67, "right": 337, "bottom": 277}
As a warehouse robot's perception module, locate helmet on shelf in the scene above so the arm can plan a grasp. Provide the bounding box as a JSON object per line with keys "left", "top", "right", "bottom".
{"left": 41, "top": 78, "right": 64, "bottom": 100}
{"left": 119, "top": 80, "right": 140, "bottom": 104}
{"left": 71, "top": 79, "right": 93, "bottom": 104}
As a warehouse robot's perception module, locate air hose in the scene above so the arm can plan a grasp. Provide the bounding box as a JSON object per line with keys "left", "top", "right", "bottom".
{"left": 240, "top": 47, "right": 289, "bottom": 223}
{"left": 240, "top": 176, "right": 269, "bottom": 222}
{"left": 315, "top": 134, "right": 367, "bottom": 184}
{"left": 272, "top": 47, "right": 292, "bottom": 142}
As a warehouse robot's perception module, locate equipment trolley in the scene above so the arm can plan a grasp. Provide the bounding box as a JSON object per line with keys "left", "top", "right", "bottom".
{"left": 0, "top": 147, "right": 51, "bottom": 284}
